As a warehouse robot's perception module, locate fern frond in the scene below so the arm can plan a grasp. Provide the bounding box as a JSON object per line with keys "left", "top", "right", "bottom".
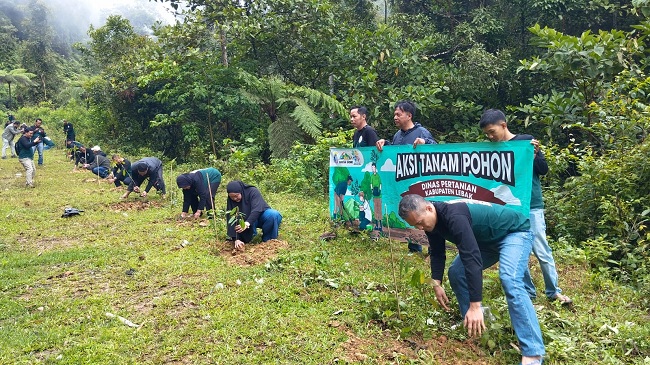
{"left": 268, "top": 115, "right": 306, "bottom": 158}
{"left": 293, "top": 86, "right": 347, "bottom": 118}
{"left": 291, "top": 98, "right": 322, "bottom": 139}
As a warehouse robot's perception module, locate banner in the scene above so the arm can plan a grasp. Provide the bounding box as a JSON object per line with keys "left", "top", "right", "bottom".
{"left": 329, "top": 141, "right": 534, "bottom": 232}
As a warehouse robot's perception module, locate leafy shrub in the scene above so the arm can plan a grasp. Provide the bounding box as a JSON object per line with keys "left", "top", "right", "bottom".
{"left": 546, "top": 139, "right": 650, "bottom": 287}
{"left": 217, "top": 129, "right": 350, "bottom": 196}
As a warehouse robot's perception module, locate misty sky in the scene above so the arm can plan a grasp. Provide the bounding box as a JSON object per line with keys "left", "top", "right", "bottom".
{"left": 0, "top": 0, "right": 180, "bottom": 45}
{"left": 88, "top": 0, "right": 177, "bottom": 25}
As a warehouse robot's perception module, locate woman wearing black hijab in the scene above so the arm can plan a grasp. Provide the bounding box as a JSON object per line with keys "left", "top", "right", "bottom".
{"left": 176, "top": 167, "right": 222, "bottom": 218}
{"left": 226, "top": 180, "right": 282, "bottom": 250}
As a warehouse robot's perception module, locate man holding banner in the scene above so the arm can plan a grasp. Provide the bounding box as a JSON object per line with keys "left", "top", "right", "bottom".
{"left": 351, "top": 106, "right": 379, "bottom": 148}
{"left": 376, "top": 100, "right": 437, "bottom": 252}
{"left": 480, "top": 109, "right": 572, "bottom": 306}
{"left": 398, "top": 195, "right": 545, "bottom": 365}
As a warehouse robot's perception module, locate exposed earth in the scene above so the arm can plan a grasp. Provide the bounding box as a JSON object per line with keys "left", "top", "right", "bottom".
{"left": 218, "top": 239, "right": 289, "bottom": 266}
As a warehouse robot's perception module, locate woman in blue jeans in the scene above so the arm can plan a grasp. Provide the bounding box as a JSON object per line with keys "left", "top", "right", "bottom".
{"left": 226, "top": 180, "right": 282, "bottom": 250}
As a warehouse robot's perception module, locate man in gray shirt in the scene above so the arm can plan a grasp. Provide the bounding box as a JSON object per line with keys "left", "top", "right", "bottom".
{"left": 2, "top": 121, "right": 21, "bottom": 159}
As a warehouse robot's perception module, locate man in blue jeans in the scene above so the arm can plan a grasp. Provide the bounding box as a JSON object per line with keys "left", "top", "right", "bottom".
{"left": 30, "top": 118, "right": 46, "bottom": 166}
{"left": 83, "top": 153, "right": 111, "bottom": 178}
{"left": 480, "top": 109, "right": 572, "bottom": 305}
{"left": 398, "top": 195, "right": 545, "bottom": 365}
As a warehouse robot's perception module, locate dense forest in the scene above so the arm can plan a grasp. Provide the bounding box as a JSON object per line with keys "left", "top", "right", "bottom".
{"left": 2, "top": 0, "right": 650, "bottom": 346}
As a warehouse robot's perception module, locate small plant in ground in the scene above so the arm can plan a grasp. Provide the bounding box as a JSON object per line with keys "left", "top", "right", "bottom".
{"left": 226, "top": 206, "right": 246, "bottom": 251}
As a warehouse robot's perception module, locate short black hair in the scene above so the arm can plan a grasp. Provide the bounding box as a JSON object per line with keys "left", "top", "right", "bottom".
{"left": 351, "top": 106, "right": 368, "bottom": 119}
{"left": 394, "top": 100, "right": 416, "bottom": 118}
{"left": 479, "top": 109, "right": 507, "bottom": 129}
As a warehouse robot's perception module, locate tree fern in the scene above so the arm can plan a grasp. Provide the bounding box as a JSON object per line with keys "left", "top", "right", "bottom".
{"left": 239, "top": 72, "right": 347, "bottom": 156}
{"left": 268, "top": 115, "right": 306, "bottom": 158}
{"left": 282, "top": 97, "right": 321, "bottom": 139}
{"left": 293, "top": 85, "right": 347, "bottom": 118}
{"left": 0, "top": 68, "right": 37, "bottom": 108}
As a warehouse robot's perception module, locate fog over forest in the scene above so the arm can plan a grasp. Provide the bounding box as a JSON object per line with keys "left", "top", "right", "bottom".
{"left": 0, "top": 0, "right": 177, "bottom": 54}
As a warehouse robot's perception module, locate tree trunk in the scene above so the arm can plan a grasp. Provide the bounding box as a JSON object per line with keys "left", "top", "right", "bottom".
{"left": 7, "top": 82, "right": 12, "bottom": 109}
{"left": 41, "top": 74, "right": 47, "bottom": 100}
{"left": 208, "top": 120, "right": 217, "bottom": 158}
{"left": 219, "top": 26, "right": 228, "bottom": 67}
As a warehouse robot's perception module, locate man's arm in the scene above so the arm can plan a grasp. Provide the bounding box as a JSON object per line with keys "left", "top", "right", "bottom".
{"left": 427, "top": 233, "right": 451, "bottom": 310}
{"left": 144, "top": 171, "right": 156, "bottom": 193}
{"left": 416, "top": 128, "right": 436, "bottom": 145}
{"left": 21, "top": 137, "right": 38, "bottom": 149}
{"left": 447, "top": 216, "right": 483, "bottom": 303}
{"left": 446, "top": 210, "right": 486, "bottom": 337}
{"left": 533, "top": 148, "right": 549, "bottom": 176}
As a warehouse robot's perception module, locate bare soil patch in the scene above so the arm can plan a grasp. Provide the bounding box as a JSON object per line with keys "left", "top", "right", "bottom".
{"left": 217, "top": 239, "right": 289, "bottom": 267}
{"left": 374, "top": 227, "right": 429, "bottom": 246}
{"left": 15, "top": 235, "right": 79, "bottom": 251}
{"left": 331, "top": 320, "right": 487, "bottom": 364}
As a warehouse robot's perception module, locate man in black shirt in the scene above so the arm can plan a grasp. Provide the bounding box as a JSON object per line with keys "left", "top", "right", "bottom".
{"left": 109, "top": 154, "right": 133, "bottom": 187}
{"left": 63, "top": 120, "right": 75, "bottom": 144}
{"left": 73, "top": 145, "right": 94, "bottom": 169}
{"left": 398, "top": 195, "right": 545, "bottom": 365}
{"left": 350, "top": 106, "right": 379, "bottom": 148}
{"left": 121, "top": 157, "right": 166, "bottom": 199}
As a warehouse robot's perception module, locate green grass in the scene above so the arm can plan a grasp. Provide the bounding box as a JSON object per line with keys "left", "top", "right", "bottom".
{"left": 1, "top": 151, "right": 649, "bottom": 364}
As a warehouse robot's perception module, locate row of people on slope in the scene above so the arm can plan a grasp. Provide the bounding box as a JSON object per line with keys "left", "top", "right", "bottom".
{"left": 66, "top": 146, "right": 166, "bottom": 200}
{"left": 67, "top": 147, "right": 282, "bottom": 250}
{"left": 63, "top": 137, "right": 281, "bottom": 249}
{"left": 347, "top": 104, "right": 571, "bottom": 365}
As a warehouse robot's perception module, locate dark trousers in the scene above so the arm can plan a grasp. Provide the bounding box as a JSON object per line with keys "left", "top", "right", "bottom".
{"left": 114, "top": 175, "right": 133, "bottom": 187}
{"left": 187, "top": 182, "right": 218, "bottom": 213}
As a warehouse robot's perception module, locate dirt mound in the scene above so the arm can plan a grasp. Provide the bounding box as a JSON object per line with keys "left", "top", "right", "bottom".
{"left": 332, "top": 320, "right": 487, "bottom": 364}
{"left": 109, "top": 200, "right": 164, "bottom": 211}
{"left": 218, "top": 239, "right": 289, "bottom": 267}
{"left": 380, "top": 227, "right": 429, "bottom": 246}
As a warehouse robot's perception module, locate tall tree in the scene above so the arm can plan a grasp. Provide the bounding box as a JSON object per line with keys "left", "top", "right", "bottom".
{"left": 0, "top": 15, "right": 19, "bottom": 70}
{"left": 19, "top": 0, "right": 60, "bottom": 102}
{"left": 0, "top": 68, "right": 36, "bottom": 109}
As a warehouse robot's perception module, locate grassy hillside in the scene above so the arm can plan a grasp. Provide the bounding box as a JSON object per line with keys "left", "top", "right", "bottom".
{"left": 1, "top": 151, "right": 648, "bottom": 364}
